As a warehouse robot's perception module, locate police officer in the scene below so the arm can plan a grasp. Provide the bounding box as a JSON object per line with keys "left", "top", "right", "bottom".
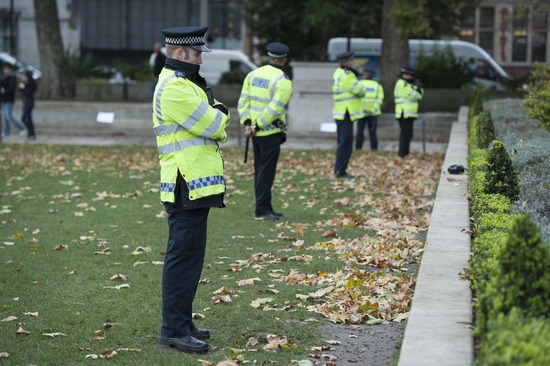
{"left": 238, "top": 42, "right": 292, "bottom": 221}
{"left": 332, "top": 51, "right": 366, "bottom": 178}
{"left": 153, "top": 26, "right": 230, "bottom": 354}
{"left": 356, "top": 68, "right": 384, "bottom": 150}
{"left": 394, "top": 66, "right": 423, "bottom": 158}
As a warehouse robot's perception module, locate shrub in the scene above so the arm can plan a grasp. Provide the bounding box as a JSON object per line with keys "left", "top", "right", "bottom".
{"left": 484, "top": 141, "right": 520, "bottom": 202}
{"left": 468, "top": 148, "right": 486, "bottom": 175}
{"left": 476, "top": 212, "right": 515, "bottom": 234}
{"left": 523, "top": 87, "right": 550, "bottom": 133}
{"left": 414, "top": 44, "right": 475, "bottom": 89}
{"left": 469, "top": 82, "right": 488, "bottom": 119}
{"left": 219, "top": 69, "right": 249, "bottom": 84}
{"left": 476, "top": 109, "right": 495, "bottom": 149}
{"left": 477, "top": 215, "right": 550, "bottom": 338}
{"left": 476, "top": 309, "right": 550, "bottom": 366}
{"left": 522, "top": 62, "right": 550, "bottom": 133}
{"left": 470, "top": 229, "right": 507, "bottom": 291}
{"left": 472, "top": 193, "right": 510, "bottom": 218}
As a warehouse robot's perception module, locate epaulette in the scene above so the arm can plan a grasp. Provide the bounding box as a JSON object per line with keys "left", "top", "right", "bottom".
{"left": 175, "top": 70, "right": 187, "bottom": 79}
{"left": 284, "top": 73, "right": 290, "bottom": 80}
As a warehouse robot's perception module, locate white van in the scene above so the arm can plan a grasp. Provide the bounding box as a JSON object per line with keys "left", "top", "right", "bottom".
{"left": 327, "top": 38, "right": 512, "bottom": 90}
{"left": 200, "top": 49, "right": 258, "bottom": 85}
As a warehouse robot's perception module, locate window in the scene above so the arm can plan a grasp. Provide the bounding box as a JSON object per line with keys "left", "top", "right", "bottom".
{"left": 0, "top": 16, "right": 15, "bottom": 53}
{"left": 461, "top": 7, "right": 475, "bottom": 27}
{"left": 513, "top": 6, "right": 528, "bottom": 30}
{"left": 479, "top": 32, "right": 494, "bottom": 57}
{"left": 480, "top": 7, "right": 495, "bottom": 28}
{"left": 533, "top": 12, "right": 548, "bottom": 31}
{"left": 532, "top": 32, "right": 547, "bottom": 62}
{"left": 512, "top": 34, "right": 527, "bottom": 61}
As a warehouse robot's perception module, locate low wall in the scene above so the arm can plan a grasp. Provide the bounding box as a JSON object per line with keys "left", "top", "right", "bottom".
{"left": 12, "top": 100, "right": 455, "bottom": 142}
{"left": 70, "top": 81, "right": 242, "bottom": 106}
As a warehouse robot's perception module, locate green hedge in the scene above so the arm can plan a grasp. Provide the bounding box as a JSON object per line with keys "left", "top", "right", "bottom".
{"left": 468, "top": 92, "right": 550, "bottom": 365}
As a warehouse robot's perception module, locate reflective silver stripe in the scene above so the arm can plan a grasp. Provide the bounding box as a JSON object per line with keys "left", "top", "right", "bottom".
{"left": 184, "top": 101, "right": 226, "bottom": 138}
{"left": 157, "top": 137, "right": 217, "bottom": 155}
{"left": 270, "top": 74, "right": 284, "bottom": 97}
{"left": 239, "top": 110, "right": 250, "bottom": 119}
{"left": 271, "top": 98, "right": 286, "bottom": 109}
{"left": 154, "top": 74, "right": 177, "bottom": 125}
{"left": 154, "top": 123, "right": 184, "bottom": 136}
{"left": 250, "top": 105, "right": 265, "bottom": 112}
{"left": 335, "top": 96, "right": 358, "bottom": 102}
{"left": 248, "top": 95, "right": 271, "bottom": 104}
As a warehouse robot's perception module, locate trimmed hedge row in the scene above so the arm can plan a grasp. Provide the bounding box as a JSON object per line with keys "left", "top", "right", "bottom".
{"left": 468, "top": 85, "right": 550, "bottom": 365}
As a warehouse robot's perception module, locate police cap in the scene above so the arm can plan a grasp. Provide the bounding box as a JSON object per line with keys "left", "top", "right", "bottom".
{"left": 266, "top": 42, "right": 289, "bottom": 58}
{"left": 161, "top": 26, "right": 211, "bottom": 53}
{"left": 363, "top": 66, "right": 375, "bottom": 76}
{"left": 336, "top": 50, "right": 355, "bottom": 62}
{"left": 400, "top": 65, "right": 414, "bottom": 75}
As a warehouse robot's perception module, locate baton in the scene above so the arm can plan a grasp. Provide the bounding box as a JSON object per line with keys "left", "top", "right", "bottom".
{"left": 244, "top": 136, "right": 250, "bottom": 163}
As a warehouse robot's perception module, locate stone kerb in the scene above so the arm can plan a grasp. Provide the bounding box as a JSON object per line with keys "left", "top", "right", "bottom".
{"left": 397, "top": 106, "right": 472, "bottom": 366}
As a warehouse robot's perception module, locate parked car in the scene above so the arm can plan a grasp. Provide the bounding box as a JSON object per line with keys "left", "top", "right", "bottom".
{"left": 0, "top": 52, "right": 42, "bottom": 80}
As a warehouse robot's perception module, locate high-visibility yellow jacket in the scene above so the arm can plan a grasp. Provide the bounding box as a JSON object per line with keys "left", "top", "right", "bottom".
{"left": 332, "top": 67, "right": 366, "bottom": 121}
{"left": 360, "top": 79, "right": 384, "bottom": 116}
{"left": 238, "top": 64, "right": 292, "bottom": 137}
{"left": 152, "top": 68, "right": 230, "bottom": 203}
{"left": 394, "top": 78, "right": 423, "bottom": 119}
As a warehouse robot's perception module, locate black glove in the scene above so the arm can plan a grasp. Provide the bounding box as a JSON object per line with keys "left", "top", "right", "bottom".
{"left": 205, "top": 87, "right": 215, "bottom": 106}
{"left": 244, "top": 119, "right": 252, "bottom": 126}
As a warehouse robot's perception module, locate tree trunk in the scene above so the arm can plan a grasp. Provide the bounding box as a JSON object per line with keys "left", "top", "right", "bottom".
{"left": 33, "top": 0, "right": 64, "bottom": 99}
{"left": 380, "top": 0, "right": 410, "bottom": 112}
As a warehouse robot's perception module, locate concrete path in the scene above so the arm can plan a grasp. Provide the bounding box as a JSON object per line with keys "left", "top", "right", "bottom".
{"left": 398, "top": 106, "right": 472, "bottom": 366}
{"left": 0, "top": 133, "right": 447, "bottom": 154}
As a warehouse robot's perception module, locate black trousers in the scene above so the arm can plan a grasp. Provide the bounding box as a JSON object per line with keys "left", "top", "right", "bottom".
{"left": 356, "top": 116, "right": 378, "bottom": 150}
{"left": 161, "top": 203, "right": 210, "bottom": 338}
{"left": 21, "top": 104, "right": 36, "bottom": 138}
{"left": 252, "top": 133, "right": 281, "bottom": 216}
{"left": 398, "top": 117, "right": 415, "bottom": 157}
{"left": 334, "top": 113, "right": 354, "bottom": 175}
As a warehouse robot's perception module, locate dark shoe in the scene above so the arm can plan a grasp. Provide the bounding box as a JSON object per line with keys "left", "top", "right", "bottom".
{"left": 191, "top": 327, "right": 210, "bottom": 340}
{"left": 159, "top": 335, "right": 209, "bottom": 354}
{"left": 270, "top": 211, "right": 283, "bottom": 218}
{"left": 335, "top": 173, "right": 355, "bottom": 179}
{"left": 255, "top": 212, "right": 280, "bottom": 221}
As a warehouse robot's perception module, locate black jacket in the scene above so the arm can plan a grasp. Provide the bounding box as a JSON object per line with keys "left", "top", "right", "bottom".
{"left": 1, "top": 73, "right": 17, "bottom": 103}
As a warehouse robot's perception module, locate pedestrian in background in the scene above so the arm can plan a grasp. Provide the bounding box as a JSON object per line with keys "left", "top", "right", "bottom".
{"left": 394, "top": 66, "right": 423, "bottom": 158}
{"left": 238, "top": 42, "right": 292, "bottom": 221}
{"left": 19, "top": 70, "right": 37, "bottom": 141}
{"left": 1, "top": 63, "right": 26, "bottom": 138}
{"left": 332, "top": 51, "right": 366, "bottom": 178}
{"left": 150, "top": 42, "right": 166, "bottom": 98}
{"left": 153, "top": 26, "right": 230, "bottom": 355}
{"left": 356, "top": 69, "right": 384, "bottom": 150}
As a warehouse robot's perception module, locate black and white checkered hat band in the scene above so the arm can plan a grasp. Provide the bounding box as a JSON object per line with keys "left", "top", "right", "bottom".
{"left": 165, "top": 36, "right": 205, "bottom": 45}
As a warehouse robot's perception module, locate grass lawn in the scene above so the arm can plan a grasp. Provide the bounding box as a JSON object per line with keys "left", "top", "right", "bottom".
{"left": 0, "top": 143, "right": 443, "bottom": 365}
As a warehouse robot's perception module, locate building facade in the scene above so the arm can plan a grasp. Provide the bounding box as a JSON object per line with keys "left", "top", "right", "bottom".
{"left": 0, "top": 1, "right": 546, "bottom": 79}
{"left": 458, "top": 0, "right": 549, "bottom": 77}
{"left": 0, "top": 0, "right": 239, "bottom": 70}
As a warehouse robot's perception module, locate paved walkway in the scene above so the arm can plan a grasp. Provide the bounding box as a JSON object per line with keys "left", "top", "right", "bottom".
{"left": 1, "top": 133, "right": 447, "bottom": 154}
{"left": 398, "top": 106, "right": 472, "bottom": 366}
